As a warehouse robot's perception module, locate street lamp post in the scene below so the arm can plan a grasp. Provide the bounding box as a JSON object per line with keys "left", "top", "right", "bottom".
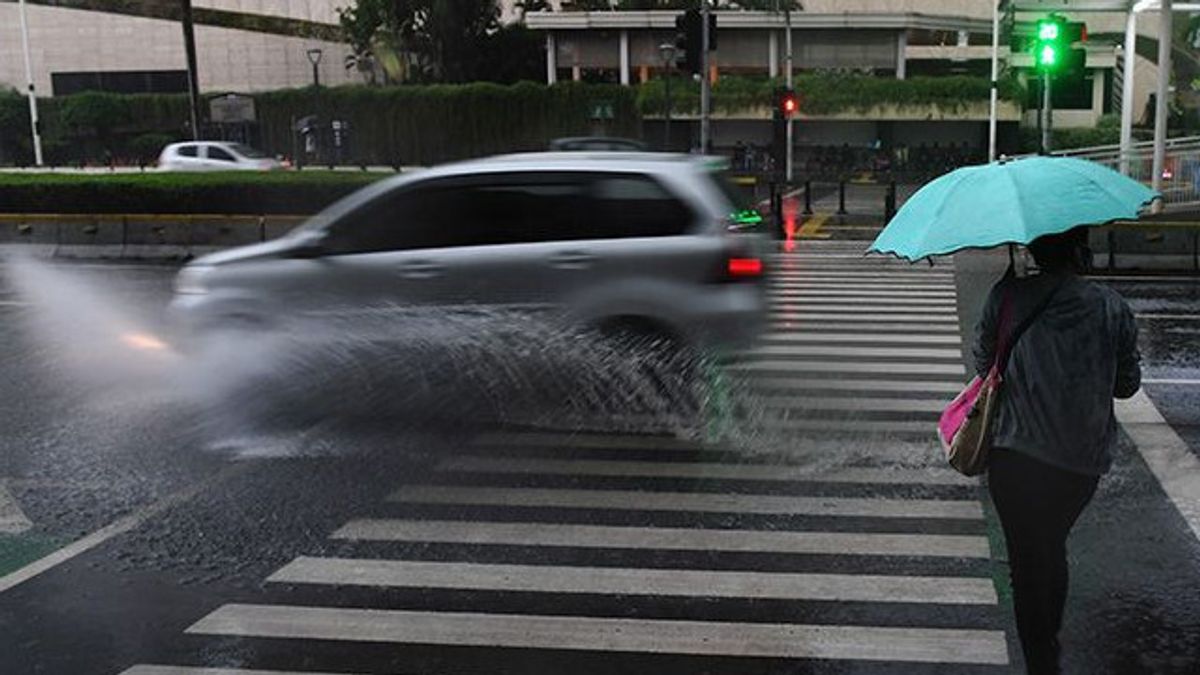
{"left": 658, "top": 43, "right": 677, "bottom": 151}
{"left": 306, "top": 48, "right": 323, "bottom": 87}
{"left": 17, "top": 0, "right": 43, "bottom": 165}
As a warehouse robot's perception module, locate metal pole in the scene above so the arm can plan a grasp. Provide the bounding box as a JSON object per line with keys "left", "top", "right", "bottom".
{"left": 312, "top": 62, "right": 320, "bottom": 87}
{"left": 181, "top": 0, "right": 202, "bottom": 141}
{"left": 700, "top": 0, "right": 711, "bottom": 153}
{"left": 1042, "top": 70, "right": 1052, "bottom": 153}
{"left": 785, "top": 7, "right": 794, "bottom": 182}
{"left": 1151, "top": 0, "right": 1173, "bottom": 206}
{"left": 988, "top": 0, "right": 999, "bottom": 162}
{"left": 664, "top": 73, "right": 672, "bottom": 150}
{"left": 1119, "top": 9, "right": 1138, "bottom": 175}
{"left": 17, "top": 0, "right": 43, "bottom": 166}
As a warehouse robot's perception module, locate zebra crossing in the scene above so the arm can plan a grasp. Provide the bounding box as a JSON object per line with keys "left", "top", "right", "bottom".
{"left": 120, "top": 242, "right": 1012, "bottom": 674}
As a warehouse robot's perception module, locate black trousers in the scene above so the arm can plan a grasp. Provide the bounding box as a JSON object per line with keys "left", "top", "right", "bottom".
{"left": 988, "top": 448, "right": 1099, "bottom": 675}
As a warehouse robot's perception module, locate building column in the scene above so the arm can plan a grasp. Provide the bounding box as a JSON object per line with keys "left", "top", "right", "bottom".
{"left": 572, "top": 65, "right": 582, "bottom": 82}
{"left": 1119, "top": 10, "right": 1138, "bottom": 175}
{"left": 546, "top": 33, "right": 557, "bottom": 85}
{"left": 619, "top": 30, "right": 630, "bottom": 85}
{"left": 896, "top": 30, "right": 907, "bottom": 79}
{"left": 1091, "top": 68, "right": 1105, "bottom": 124}
{"left": 1151, "top": 0, "right": 1173, "bottom": 201}
{"left": 769, "top": 31, "right": 779, "bottom": 78}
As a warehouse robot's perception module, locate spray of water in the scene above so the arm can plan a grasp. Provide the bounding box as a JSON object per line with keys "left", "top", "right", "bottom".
{"left": 3, "top": 255, "right": 947, "bottom": 473}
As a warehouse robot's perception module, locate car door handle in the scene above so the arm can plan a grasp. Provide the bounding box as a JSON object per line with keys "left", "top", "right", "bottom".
{"left": 398, "top": 261, "right": 444, "bottom": 279}
{"left": 550, "top": 251, "right": 597, "bottom": 269}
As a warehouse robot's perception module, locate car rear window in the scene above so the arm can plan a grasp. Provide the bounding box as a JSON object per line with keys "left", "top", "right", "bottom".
{"left": 176, "top": 145, "right": 198, "bottom": 158}
{"left": 588, "top": 174, "right": 693, "bottom": 238}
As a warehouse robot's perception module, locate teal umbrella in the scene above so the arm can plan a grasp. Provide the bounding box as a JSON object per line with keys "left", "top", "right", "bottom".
{"left": 869, "top": 156, "right": 1158, "bottom": 261}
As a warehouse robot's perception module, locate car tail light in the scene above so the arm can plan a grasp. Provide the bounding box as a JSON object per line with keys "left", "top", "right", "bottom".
{"left": 727, "top": 257, "right": 763, "bottom": 278}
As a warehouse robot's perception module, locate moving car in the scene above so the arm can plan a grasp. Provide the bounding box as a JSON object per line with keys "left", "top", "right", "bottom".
{"left": 158, "top": 141, "right": 281, "bottom": 172}
{"left": 169, "top": 152, "right": 766, "bottom": 351}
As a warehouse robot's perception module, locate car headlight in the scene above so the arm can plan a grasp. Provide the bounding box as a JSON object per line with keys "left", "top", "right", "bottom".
{"left": 174, "top": 265, "right": 213, "bottom": 295}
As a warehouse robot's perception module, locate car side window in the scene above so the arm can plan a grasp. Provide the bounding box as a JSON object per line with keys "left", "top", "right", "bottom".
{"left": 207, "top": 146, "right": 236, "bottom": 162}
{"left": 587, "top": 173, "right": 694, "bottom": 238}
{"left": 176, "top": 145, "right": 198, "bottom": 158}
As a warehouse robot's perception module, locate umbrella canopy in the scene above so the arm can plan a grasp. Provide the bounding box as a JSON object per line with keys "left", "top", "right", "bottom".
{"left": 869, "top": 156, "right": 1158, "bottom": 261}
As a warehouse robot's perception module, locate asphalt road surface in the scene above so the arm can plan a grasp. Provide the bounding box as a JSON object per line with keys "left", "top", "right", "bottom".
{"left": 0, "top": 245, "right": 1197, "bottom": 675}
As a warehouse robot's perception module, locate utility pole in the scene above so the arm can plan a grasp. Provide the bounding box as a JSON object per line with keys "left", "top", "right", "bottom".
{"left": 700, "top": 0, "right": 711, "bottom": 153}
{"left": 17, "top": 0, "right": 43, "bottom": 166}
{"left": 1151, "top": 0, "right": 1173, "bottom": 207}
{"left": 181, "top": 0, "right": 203, "bottom": 141}
{"left": 785, "top": 5, "right": 794, "bottom": 182}
{"left": 988, "top": 0, "right": 999, "bottom": 161}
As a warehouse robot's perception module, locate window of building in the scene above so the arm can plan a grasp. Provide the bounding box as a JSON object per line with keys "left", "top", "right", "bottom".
{"left": 51, "top": 70, "right": 188, "bottom": 96}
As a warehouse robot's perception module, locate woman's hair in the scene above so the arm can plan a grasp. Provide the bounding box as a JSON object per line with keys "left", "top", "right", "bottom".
{"left": 1028, "top": 227, "right": 1090, "bottom": 272}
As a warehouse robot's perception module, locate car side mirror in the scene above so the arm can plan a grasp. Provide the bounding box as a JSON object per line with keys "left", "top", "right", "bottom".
{"left": 288, "top": 231, "right": 327, "bottom": 258}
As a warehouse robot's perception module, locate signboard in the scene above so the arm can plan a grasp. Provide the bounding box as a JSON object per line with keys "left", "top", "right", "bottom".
{"left": 209, "top": 94, "right": 256, "bottom": 124}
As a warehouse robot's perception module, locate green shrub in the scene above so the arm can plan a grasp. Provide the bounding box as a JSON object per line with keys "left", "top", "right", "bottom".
{"left": 0, "top": 171, "right": 388, "bottom": 215}
{"left": 128, "top": 133, "right": 176, "bottom": 163}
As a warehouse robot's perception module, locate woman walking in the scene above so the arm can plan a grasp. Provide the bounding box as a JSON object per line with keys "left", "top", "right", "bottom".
{"left": 973, "top": 227, "right": 1142, "bottom": 674}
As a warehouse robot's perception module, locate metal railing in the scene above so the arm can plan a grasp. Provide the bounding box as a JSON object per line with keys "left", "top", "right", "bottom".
{"left": 1049, "top": 137, "right": 1200, "bottom": 210}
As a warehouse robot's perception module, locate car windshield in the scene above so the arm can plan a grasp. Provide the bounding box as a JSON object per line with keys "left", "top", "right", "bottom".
{"left": 228, "top": 143, "right": 268, "bottom": 158}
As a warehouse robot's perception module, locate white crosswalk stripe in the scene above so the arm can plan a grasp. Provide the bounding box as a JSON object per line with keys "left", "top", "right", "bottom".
{"left": 269, "top": 557, "right": 997, "bottom": 604}
{"left": 187, "top": 605, "right": 1009, "bottom": 664}
{"left": 129, "top": 244, "right": 1008, "bottom": 674}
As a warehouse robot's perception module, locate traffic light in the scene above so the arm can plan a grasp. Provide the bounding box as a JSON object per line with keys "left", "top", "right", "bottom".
{"left": 675, "top": 10, "right": 702, "bottom": 75}
{"left": 778, "top": 88, "right": 799, "bottom": 118}
{"left": 1033, "top": 14, "right": 1086, "bottom": 75}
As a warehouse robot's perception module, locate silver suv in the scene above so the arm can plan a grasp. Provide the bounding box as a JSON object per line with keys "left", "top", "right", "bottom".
{"left": 169, "top": 153, "right": 766, "bottom": 350}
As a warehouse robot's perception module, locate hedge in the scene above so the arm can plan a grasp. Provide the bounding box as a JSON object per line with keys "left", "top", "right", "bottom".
{"left": 0, "top": 82, "right": 641, "bottom": 168}
{"left": 0, "top": 171, "right": 388, "bottom": 215}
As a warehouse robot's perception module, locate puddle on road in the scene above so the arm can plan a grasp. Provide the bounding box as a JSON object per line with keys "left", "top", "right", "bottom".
{"left": 3, "top": 256, "right": 943, "bottom": 472}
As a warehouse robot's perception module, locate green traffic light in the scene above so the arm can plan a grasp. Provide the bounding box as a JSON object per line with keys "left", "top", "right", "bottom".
{"left": 1037, "top": 21, "right": 1060, "bottom": 41}
{"left": 1039, "top": 44, "right": 1059, "bottom": 67}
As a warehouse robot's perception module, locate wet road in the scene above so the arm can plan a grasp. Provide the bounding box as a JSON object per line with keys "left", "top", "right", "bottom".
{"left": 0, "top": 248, "right": 1197, "bottom": 674}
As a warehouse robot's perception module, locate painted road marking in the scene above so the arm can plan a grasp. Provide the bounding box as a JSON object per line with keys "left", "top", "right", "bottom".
{"left": 749, "top": 345, "right": 964, "bottom": 360}
{"left": 438, "top": 456, "right": 973, "bottom": 486}
{"left": 760, "top": 332, "right": 963, "bottom": 345}
{"left": 757, "top": 396, "right": 947, "bottom": 413}
{"left": 0, "top": 300, "right": 31, "bottom": 307}
{"left": 771, "top": 297, "right": 959, "bottom": 307}
{"left": 0, "top": 481, "right": 32, "bottom": 534}
{"left": 796, "top": 213, "right": 831, "bottom": 239}
{"left": 771, "top": 288, "right": 958, "bottom": 297}
{"left": 389, "top": 485, "right": 984, "bottom": 519}
{"left": 470, "top": 432, "right": 701, "bottom": 451}
{"left": 187, "top": 605, "right": 1009, "bottom": 664}
{"left": 1135, "top": 314, "right": 1200, "bottom": 320}
{"left": 729, "top": 360, "right": 966, "bottom": 377}
{"left": 1142, "top": 378, "right": 1200, "bottom": 385}
{"left": 748, "top": 378, "right": 965, "bottom": 394}
{"left": 331, "top": 520, "right": 991, "bottom": 558}
{"left": 122, "top": 669, "right": 361, "bottom": 675}
{"left": 0, "top": 463, "right": 247, "bottom": 594}
{"left": 1116, "top": 391, "right": 1200, "bottom": 543}
{"left": 769, "top": 321, "right": 962, "bottom": 333}
{"left": 771, "top": 304, "right": 959, "bottom": 315}
{"left": 269, "top": 557, "right": 998, "bottom": 605}
{"left": 759, "top": 419, "right": 937, "bottom": 434}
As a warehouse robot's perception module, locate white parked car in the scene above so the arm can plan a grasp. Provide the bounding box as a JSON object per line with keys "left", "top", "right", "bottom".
{"left": 158, "top": 141, "right": 281, "bottom": 172}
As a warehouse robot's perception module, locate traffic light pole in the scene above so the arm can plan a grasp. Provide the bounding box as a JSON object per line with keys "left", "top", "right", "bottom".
{"left": 700, "top": 0, "right": 711, "bottom": 153}
{"left": 17, "top": 0, "right": 43, "bottom": 166}
{"left": 1041, "top": 71, "right": 1052, "bottom": 154}
{"left": 785, "top": 7, "right": 793, "bottom": 183}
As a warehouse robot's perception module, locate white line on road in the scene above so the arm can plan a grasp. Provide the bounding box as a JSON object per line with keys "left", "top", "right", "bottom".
{"left": 749, "top": 378, "right": 965, "bottom": 394}
{"left": 771, "top": 289, "right": 958, "bottom": 298}
{"left": 0, "top": 463, "right": 247, "bottom": 594}
{"left": 268, "top": 557, "right": 998, "bottom": 605}
{"left": 729, "top": 360, "right": 966, "bottom": 377}
{"left": 1116, "top": 391, "right": 1200, "bottom": 544}
{"left": 1088, "top": 275, "right": 1200, "bottom": 283}
{"left": 772, "top": 297, "right": 959, "bottom": 307}
{"left": 759, "top": 419, "right": 938, "bottom": 435}
{"left": 438, "top": 456, "right": 973, "bottom": 486}
{"left": 771, "top": 304, "right": 959, "bottom": 315}
{"left": 749, "top": 345, "right": 965, "bottom": 361}
{"left": 770, "top": 313, "right": 961, "bottom": 324}
{"left": 0, "top": 481, "right": 32, "bottom": 534}
{"left": 1141, "top": 378, "right": 1200, "bottom": 386}
{"left": 1135, "top": 314, "right": 1200, "bottom": 320}
{"left": 389, "top": 484, "right": 985, "bottom": 519}
{"left": 331, "top": 520, "right": 992, "bottom": 558}
{"left": 769, "top": 321, "right": 963, "bottom": 333}
{"left": 122, "top": 669, "right": 361, "bottom": 675}
{"left": 760, "top": 333, "right": 963, "bottom": 346}
{"left": 0, "top": 300, "right": 31, "bottom": 307}
{"left": 757, "top": 396, "right": 947, "bottom": 413}
{"left": 187, "top": 604, "right": 1009, "bottom": 664}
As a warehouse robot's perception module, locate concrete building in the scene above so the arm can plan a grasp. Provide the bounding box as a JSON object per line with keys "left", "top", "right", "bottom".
{"left": 525, "top": 1, "right": 1165, "bottom": 152}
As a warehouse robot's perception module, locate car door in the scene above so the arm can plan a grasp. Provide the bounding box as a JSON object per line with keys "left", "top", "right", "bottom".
{"left": 172, "top": 144, "right": 202, "bottom": 171}
{"left": 203, "top": 144, "right": 240, "bottom": 171}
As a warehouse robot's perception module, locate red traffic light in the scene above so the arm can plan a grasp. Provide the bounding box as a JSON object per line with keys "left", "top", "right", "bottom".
{"left": 778, "top": 89, "right": 799, "bottom": 117}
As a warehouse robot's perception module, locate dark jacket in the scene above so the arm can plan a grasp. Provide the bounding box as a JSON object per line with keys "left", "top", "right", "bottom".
{"left": 973, "top": 269, "right": 1141, "bottom": 476}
